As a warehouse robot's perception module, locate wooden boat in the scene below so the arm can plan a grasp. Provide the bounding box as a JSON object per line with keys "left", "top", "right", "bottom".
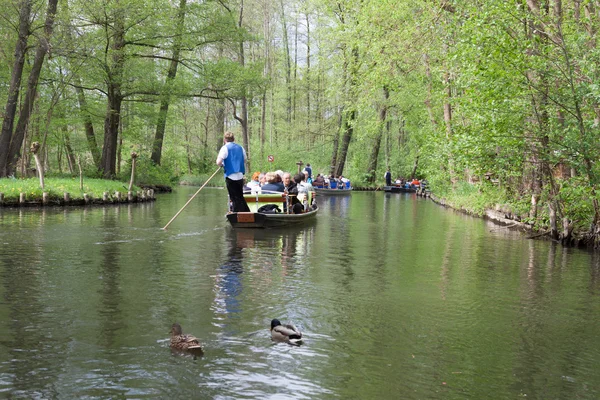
{"left": 314, "top": 187, "right": 352, "bottom": 196}
{"left": 384, "top": 185, "right": 417, "bottom": 193}
{"left": 226, "top": 191, "right": 318, "bottom": 228}
{"left": 313, "top": 180, "right": 352, "bottom": 195}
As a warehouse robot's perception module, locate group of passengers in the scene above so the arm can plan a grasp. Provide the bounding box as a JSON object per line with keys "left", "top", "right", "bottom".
{"left": 394, "top": 177, "right": 424, "bottom": 189}
{"left": 244, "top": 169, "right": 315, "bottom": 214}
{"left": 312, "top": 174, "right": 350, "bottom": 189}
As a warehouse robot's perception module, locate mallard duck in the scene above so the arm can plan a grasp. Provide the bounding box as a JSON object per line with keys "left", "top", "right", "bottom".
{"left": 170, "top": 323, "right": 203, "bottom": 352}
{"left": 270, "top": 319, "right": 302, "bottom": 344}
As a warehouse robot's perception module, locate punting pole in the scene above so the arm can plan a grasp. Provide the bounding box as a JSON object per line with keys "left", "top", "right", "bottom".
{"left": 162, "top": 166, "right": 221, "bottom": 230}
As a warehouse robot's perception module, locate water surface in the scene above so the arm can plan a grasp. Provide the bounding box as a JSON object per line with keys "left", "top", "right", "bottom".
{"left": 0, "top": 188, "right": 599, "bottom": 399}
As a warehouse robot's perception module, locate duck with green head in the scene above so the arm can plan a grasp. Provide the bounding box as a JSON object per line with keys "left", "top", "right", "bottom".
{"left": 170, "top": 323, "right": 204, "bottom": 353}
{"left": 270, "top": 319, "right": 302, "bottom": 345}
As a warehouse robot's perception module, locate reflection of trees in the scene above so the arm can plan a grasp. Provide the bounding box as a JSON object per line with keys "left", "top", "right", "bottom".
{"left": 97, "top": 208, "right": 124, "bottom": 348}
{"left": 0, "top": 210, "right": 61, "bottom": 396}
{"left": 325, "top": 196, "right": 354, "bottom": 289}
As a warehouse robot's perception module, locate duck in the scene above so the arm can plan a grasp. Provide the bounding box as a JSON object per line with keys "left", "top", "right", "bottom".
{"left": 270, "top": 319, "right": 303, "bottom": 345}
{"left": 169, "top": 323, "right": 204, "bottom": 353}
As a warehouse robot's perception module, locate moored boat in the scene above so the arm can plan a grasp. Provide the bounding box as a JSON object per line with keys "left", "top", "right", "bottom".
{"left": 313, "top": 187, "right": 352, "bottom": 195}
{"left": 313, "top": 179, "right": 352, "bottom": 195}
{"left": 384, "top": 185, "right": 417, "bottom": 193}
{"left": 226, "top": 191, "right": 318, "bottom": 228}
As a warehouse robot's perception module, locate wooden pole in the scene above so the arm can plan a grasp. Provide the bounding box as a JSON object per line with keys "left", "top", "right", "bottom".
{"left": 77, "top": 155, "right": 83, "bottom": 191}
{"left": 162, "top": 166, "right": 221, "bottom": 230}
{"left": 30, "top": 142, "right": 44, "bottom": 190}
{"left": 129, "top": 152, "right": 138, "bottom": 192}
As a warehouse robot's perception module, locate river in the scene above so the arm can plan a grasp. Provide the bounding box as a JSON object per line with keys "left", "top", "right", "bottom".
{"left": 0, "top": 187, "right": 599, "bottom": 399}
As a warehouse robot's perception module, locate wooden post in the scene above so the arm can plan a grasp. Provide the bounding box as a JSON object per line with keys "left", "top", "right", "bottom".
{"left": 84, "top": 193, "right": 90, "bottom": 204}
{"left": 103, "top": 192, "right": 109, "bottom": 202}
{"left": 64, "top": 192, "right": 70, "bottom": 203}
{"left": 140, "top": 190, "right": 146, "bottom": 201}
{"left": 128, "top": 152, "right": 138, "bottom": 192}
{"left": 30, "top": 142, "right": 44, "bottom": 190}
{"left": 127, "top": 191, "right": 133, "bottom": 202}
{"left": 42, "top": 192, "right": 49, "bottom": 205}
{"left": 77, "top": 155, "right": 84, "bottom": 191}
{"left": 20, "top": 193, "right": 26, "bottom": 204}
{"left": 148, "top": 189, "right": 154, "bottom": 199}
{"left": 296, "top": 161, "right": 304, "bottom": 174}
{"left": 115, "top": 191, "right": 122, "bottom": 202}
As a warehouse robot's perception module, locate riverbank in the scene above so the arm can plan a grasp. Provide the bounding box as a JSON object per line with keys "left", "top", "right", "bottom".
{"left": 0, "top": 177, "right": 156, "bottom": 207}
{"left": 427, "top": 192, "right": 593, "bottom": 249}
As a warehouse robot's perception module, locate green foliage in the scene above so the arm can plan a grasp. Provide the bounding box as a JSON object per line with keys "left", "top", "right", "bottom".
{"left": 119, "top": 155, "right": 177, "bottom": 186}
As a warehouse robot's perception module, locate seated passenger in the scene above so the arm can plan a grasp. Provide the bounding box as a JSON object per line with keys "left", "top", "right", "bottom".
{"left": 313, "top": 174, "right": 325, "bottom": 188}
{"left": 340, "top": 176, "right": 350, "bottom": 188}
{"left": 282, "top": 172, "right": 302, "bottom": 213}
{"left": 261, "top": 172, "right": 285, "bottom": 192}
{"left": 247, "top": 171, "right": 261, "bottom": 192}
{"left": 329, "top": 175, "right": 338, "bottom": 189}
{"left": 302, "top": 171, "right": 314, "bottom": 191}
{"left": 293, "top": 173, "right": 308, "bottom": 213}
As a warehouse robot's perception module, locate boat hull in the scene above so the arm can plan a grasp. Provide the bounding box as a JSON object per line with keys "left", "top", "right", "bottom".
{"left": 384, "top": 186, "right": 416, "bottom": 193}
{"left": 226, "top": 206, "right": 318, "bottom": 228}
{"left": 314, "top": 188, "right": 352, "bottom": 195}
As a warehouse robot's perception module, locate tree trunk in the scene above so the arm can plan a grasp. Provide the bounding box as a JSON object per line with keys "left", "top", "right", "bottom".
{"left": 6, "top": 0, "right": 59, "bottom": 176}
{"left": 366, "top": 86, "right": 389, "bottom": 184}
{"left": 100, "top": 6, "right": 126, "bottom": 179}
{"left": 216, "top": 97, "right": 225, "bottom": 151}
{"left": 335, "top": 109, "right": 355, "bottom": 177}
{"left": 74, "top": 81, "right": 102, "bottom": 170}
{"left": 63, "top": 0, "right": 102, "bottom": 170}
{"left": 305, "top": 12, "right": 311, "bottom": 145}
{"left": 334, "top": 46, "right": 359, "bottom": 177}
{"left": 423, "top": 54, "right": 438, "bottom": 129}
{"left": 151, "top": 0, "right": 187, "bottom": 166}
{"left": 279, "top": 0, "right": 292, "bottom": 126}
{"left": 63, "top": 126, "right": 76, "bottom": 174}
{"left": 0, "top": 0, "right": 32, "bottom": 177}
{"left": 236, "top": 1, "right": 250, "bottom": 169}
{"left": 329, "top": 109, "right": 341, "bottom": 177}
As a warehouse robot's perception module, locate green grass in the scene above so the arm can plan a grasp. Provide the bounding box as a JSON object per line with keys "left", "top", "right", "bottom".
{"left": 432, "top": 181, "right": 513, "bottom": 216}
{"left": 0, "top": 177, "right": 140, "bottom": 201}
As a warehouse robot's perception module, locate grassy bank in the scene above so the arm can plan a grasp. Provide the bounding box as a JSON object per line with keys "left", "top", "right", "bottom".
{"left": 0, "top": 177, "right": 141, "bottom": 202}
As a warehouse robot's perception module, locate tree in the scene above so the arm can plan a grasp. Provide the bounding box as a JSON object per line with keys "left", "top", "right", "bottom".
{"left": 0, "top": 0, "right": 33, "bottom": 177}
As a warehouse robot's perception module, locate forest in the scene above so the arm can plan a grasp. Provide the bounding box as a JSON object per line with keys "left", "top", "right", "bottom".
{"left": 2, "top": 0, "right": 600, "bottom": 245}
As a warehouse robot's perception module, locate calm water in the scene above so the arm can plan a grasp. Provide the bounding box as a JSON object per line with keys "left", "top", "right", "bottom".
{"left": 0, "top": 187, "right": 599, "bottom": 399}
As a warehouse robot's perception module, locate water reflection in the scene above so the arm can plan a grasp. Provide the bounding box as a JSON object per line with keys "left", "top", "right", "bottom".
{"left": 1, "top": 189, "right": 600, "bottom": 399}
{"left": 0, "top": 209, "right": 66, "bottom": 398}
{"left": 213, "top": 231, "right": 245, "bottom": 322}
{"left": 98, "top": 208, "right": 124, "bottom": 348}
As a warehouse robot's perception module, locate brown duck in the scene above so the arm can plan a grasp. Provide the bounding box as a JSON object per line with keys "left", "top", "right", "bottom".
{"left": 270, "top": 319, "right": 303, "bottom": 345}
{"left": 170, "top": 323, "right": 203, "bottom": 352}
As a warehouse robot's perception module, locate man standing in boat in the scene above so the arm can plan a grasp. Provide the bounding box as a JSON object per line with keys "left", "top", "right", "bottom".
{"left": 216, "top": 132, "right": 250, "bottom": 212}
{"left": 385, "top": 167, "right": 392, "bottom": 186}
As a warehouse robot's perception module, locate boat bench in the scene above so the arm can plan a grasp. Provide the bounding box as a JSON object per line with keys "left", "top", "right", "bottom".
{"left": 243, "top": 192, "right": 287, "bottom": 213}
